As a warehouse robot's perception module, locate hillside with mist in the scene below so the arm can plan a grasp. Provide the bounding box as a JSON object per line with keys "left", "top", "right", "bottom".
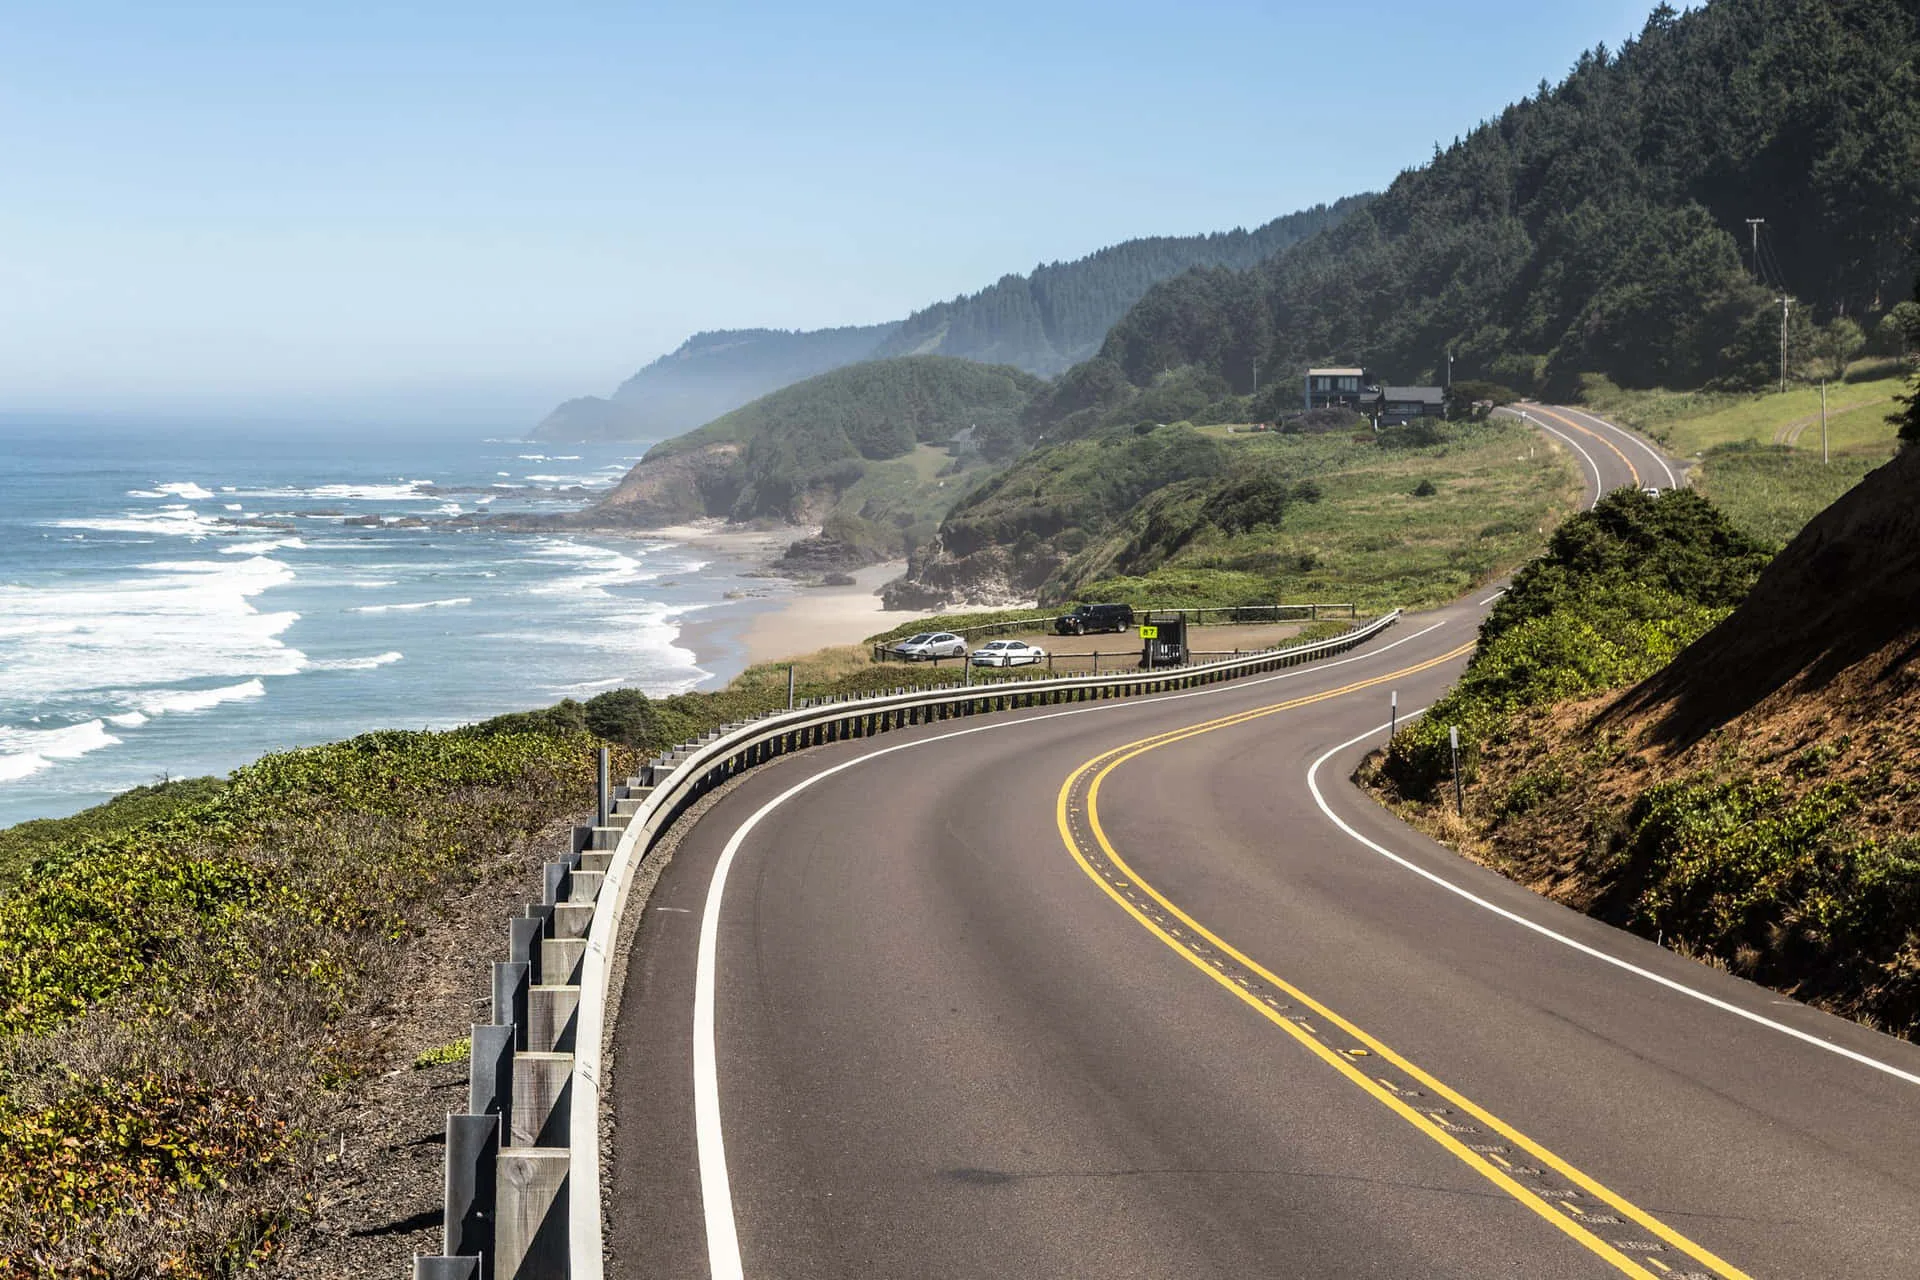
{"left": 581, "top": 356, "right": 1041, "bottom": 543}
{"left": 530, "top": 199, "right": 1367, "bottom": 442}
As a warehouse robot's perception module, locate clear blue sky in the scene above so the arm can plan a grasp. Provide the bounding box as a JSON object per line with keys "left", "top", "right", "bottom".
{"left": 2, "top": 1, "right": 1669, "bottom": 424}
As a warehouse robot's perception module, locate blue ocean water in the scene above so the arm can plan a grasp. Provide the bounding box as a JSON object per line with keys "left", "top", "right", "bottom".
{"left": 0, "top": 416, "right": 741, "bottom": 827}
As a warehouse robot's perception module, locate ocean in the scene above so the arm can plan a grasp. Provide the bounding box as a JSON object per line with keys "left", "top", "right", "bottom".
{"left": 0, "top": 416, "right": 752, "bottom": 828}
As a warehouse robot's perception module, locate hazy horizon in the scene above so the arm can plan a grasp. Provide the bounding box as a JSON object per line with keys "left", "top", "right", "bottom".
{"left": 5, "top": 0, "right": 1672, "bottom": 420}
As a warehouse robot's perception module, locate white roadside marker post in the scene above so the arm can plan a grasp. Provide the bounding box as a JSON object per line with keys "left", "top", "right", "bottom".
{"left": 1450, "top": 725, "right": 1464, "bottom": 818}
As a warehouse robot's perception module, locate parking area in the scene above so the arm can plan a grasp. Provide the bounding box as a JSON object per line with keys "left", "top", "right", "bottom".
{"left": 906, "top": 620, "right": 1310, "bottom": 673}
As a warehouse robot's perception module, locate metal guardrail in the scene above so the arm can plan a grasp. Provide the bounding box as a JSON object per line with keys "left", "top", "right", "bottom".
{"left": 410, "top": 608, "right": 1402, "bottom": 1279}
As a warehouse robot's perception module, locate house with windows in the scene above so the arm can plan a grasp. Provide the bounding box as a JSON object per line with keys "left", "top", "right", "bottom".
{"left": 1303, "top": 367, "right": 1370, "bottom": 411}
{"left": 1375, "top": 385, "right": 1447, "bottom": 424}
{"left": 1302, "top": 367, "right": 1448, "bottom": 424}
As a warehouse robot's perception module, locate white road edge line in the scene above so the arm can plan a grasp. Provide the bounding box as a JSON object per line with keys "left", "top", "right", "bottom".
{"left": 1509, "top": 409, "right": 1604, "bottom": 508}
{"left": 691, "top": 617, "right": 1451, "bottom": 1277}
{"left": 1305, "top": 716, "right": 1920, "bottom": 1089}
{"left": 1562, "top": 404, "right": 1680, "bottom": 490}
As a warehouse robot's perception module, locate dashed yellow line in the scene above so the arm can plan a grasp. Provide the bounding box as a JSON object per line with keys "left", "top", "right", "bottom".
{"left": 1530, "top": 404, "right": 1644, "bottom": 488}
{"left": 1053, "top": 652, "right": 1753, "bottom": 1279}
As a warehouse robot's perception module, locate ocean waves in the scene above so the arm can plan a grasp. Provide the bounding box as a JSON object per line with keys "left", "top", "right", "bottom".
{"left": 348, "top": 597, "right": 471, "bottom": 614}
{"left": 0, "top": 719, "right": 122, "bottom": 783}
{"left": 2, "top": 425, "right": 730, "bottom": 823}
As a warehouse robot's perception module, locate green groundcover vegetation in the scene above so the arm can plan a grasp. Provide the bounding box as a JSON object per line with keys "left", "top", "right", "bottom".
{"left": 0, "top": 656, "right": 1011, "bottom": 1274}
{"left": 1373, "top": 482, "right": 1920, "bottom": 1033}
{"left": 1378, "top": 488, "right": 1772, "bottom": 798}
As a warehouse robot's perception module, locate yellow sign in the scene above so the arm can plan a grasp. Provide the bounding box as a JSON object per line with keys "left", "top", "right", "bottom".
{"left": 1138, "top": 625, "right": 1159, "bottom": 639}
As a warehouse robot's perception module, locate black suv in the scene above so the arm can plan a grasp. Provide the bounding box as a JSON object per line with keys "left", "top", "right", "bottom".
{"left": 1054, "top": 603, "right": 1135, "bottom": 635}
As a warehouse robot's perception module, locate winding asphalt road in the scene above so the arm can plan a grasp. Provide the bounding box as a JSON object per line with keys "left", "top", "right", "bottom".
{"left": 607, "top": 408, "right": 1920, "bottom": 1278}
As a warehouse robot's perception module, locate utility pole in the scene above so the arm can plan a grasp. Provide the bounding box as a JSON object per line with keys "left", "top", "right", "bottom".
{"left": 1780, "top": 296, "right": 1791, "bottom": 394}
{"left": 1251, "top": 355, "right": 1258, "bottom": 399}
{"left": 1445, "top": 350, "right": 1453, "bottom": 391}
{"left": 1746, "top": 218, "right": 1766, "bottom": 279}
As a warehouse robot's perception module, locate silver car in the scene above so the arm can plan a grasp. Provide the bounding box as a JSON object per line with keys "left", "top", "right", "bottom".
{"left": 969, "top": 639, "right": 1047, "bottom": 667}
{"left": 892, "top": 631, "right": 967, "bottom": 661}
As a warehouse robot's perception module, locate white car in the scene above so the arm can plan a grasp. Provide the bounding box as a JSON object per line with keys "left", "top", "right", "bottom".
{"left": 1642, "top": 486, "right": 1662, "bottom": 498}
{"left": 969, "top": 639, "right": 1047, "bottom": 667}
{"left": 892, "top": 631, "right": 966, "bottom": 661}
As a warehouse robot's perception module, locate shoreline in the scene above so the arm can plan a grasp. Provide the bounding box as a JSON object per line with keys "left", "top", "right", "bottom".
{"left": 678, "top": 558, "right": 938, "bottom": 686}
{"left": 614, "top": 518, "right": 941, "bottom": 685}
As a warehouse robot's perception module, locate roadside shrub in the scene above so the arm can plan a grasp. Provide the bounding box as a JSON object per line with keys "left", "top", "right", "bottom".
{"left": 1379, "top": 488, "right": 1767, "bottom": 800}
{"left": 583, "top": 688, "right": 660, "bottom": 746}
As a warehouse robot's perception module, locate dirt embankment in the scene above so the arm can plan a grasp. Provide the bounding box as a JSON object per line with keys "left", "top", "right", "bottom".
{"left": 1375, "top": 447, "right": 1920, "bottom": 1029}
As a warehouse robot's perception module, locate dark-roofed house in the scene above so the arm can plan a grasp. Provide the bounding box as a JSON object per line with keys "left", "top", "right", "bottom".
{"left": 1375, "top": 386, "right": 1446, "bottom": 425}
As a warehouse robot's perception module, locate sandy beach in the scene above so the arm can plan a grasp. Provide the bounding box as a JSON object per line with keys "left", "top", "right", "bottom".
{"left": 737, "top": 560, "right": 936, "bottom": 665}
{"left": 640, "top": 521, "right": 946, "bottom": 681}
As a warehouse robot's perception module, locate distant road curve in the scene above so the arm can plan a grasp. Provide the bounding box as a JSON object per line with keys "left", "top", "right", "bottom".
{"left": 1506, "top": 401, "right": 1681, "bottom": 491}
{"left": 604, "top": 411, "right": 1920, "bottom": 1278}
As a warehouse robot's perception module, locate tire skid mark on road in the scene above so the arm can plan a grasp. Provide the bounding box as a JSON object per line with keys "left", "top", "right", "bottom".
{"left": 1053, "top": 664, "right": 1751, "bottom": 1280}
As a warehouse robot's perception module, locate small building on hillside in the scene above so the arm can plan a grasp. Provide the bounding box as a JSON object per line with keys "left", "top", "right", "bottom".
{"left": 1304, "top": 367, "right": 1370, "bottom": 411}
{"left": 1375, "top": 385, "right": 1447, "bottom": 424}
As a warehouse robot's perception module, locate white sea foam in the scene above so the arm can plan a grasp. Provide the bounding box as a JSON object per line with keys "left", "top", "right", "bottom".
{"left": 126, "top": 481, "right": 215, "bottom": 500}
{"left": 107, "top": 711, "right": 149, "bottom": 728}
{"left": 348, "top": 579, "right": 398, "bottom": 588}
{"left": 0, "top": 555, "right": 302, "bottom": 705}
{"left": 224, "top": 503, "right": 244, "bottom": 511}
{"left": 220, "top": 536, "right": 305, "bottom": 555}
{"left": 306, "top": 651, "right": 404, "bottom": 672}
{"left": 0, "top": 719, "right": 121, "bottom": 782}
{"left": 136, "top": 679, "right": 266, "bottom": 716}
{"left": 522, "top": 539, "right": 656, "bottom": 597}
{"left": 348, "top": 597, "right": 471, "bottom": 614}
{"left": 226, "top": 481, "right": 432, "bottom": 503}
{"left": 49, "top": 506, "right": 229, "bottom": 539}
{"left": 495, "top": 601, "right": 704, "bottom": 694}
{"left": 517, "top": 454, "right": 582, "bottom": 462}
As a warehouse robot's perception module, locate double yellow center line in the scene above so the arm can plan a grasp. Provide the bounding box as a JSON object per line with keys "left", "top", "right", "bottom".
{"left": 1053, "top": 647, "right": 1751, "bottom": 1279}
{"left": 1529, "top": 404, "right": 1645, "bottom": 488}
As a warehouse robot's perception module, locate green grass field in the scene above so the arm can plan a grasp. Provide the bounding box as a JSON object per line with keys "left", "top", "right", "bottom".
{"left": 1078, "top": 417, "right": 1583, "bottom": 611}
{"left": 1692, "top": 445, "right": 1891, "bottom": 549}
{"left": 1579, "top": 369, "right": 1907, "bottom": 457}
{"left": 1576, "top": 365, "right": 1910, "bottom": 547}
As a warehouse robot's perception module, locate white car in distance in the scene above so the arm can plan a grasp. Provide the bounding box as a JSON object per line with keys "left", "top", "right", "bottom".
{"left": 892, "top": 631, "right": 967, "bottom": 661}
{"left": 969, "top": 639, "right": 1047, "bottom": 667}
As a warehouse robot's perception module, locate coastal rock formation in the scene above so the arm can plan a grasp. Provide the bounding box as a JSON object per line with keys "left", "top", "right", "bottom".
{"left": 772, "top": 534, "right": 883, "bottom": 576}
{"left": 880, "top": 539, "right": 1040, "bottom": 609}
{"left": 579, "top": 442, "right": 742, "bottom": 527}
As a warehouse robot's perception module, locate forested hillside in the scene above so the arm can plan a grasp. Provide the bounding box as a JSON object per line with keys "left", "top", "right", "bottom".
{"left": 582, "top": 356, "right": 1041, "bottom": 531}
{"left": 530, "top": 200, "right": 1367, "bottom": 441}
{"left": 872, "top": 198, "right": 1369, "bottom": 375}
{"left": 1035, "top": 0, "right": 1919, "bottom": 435}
